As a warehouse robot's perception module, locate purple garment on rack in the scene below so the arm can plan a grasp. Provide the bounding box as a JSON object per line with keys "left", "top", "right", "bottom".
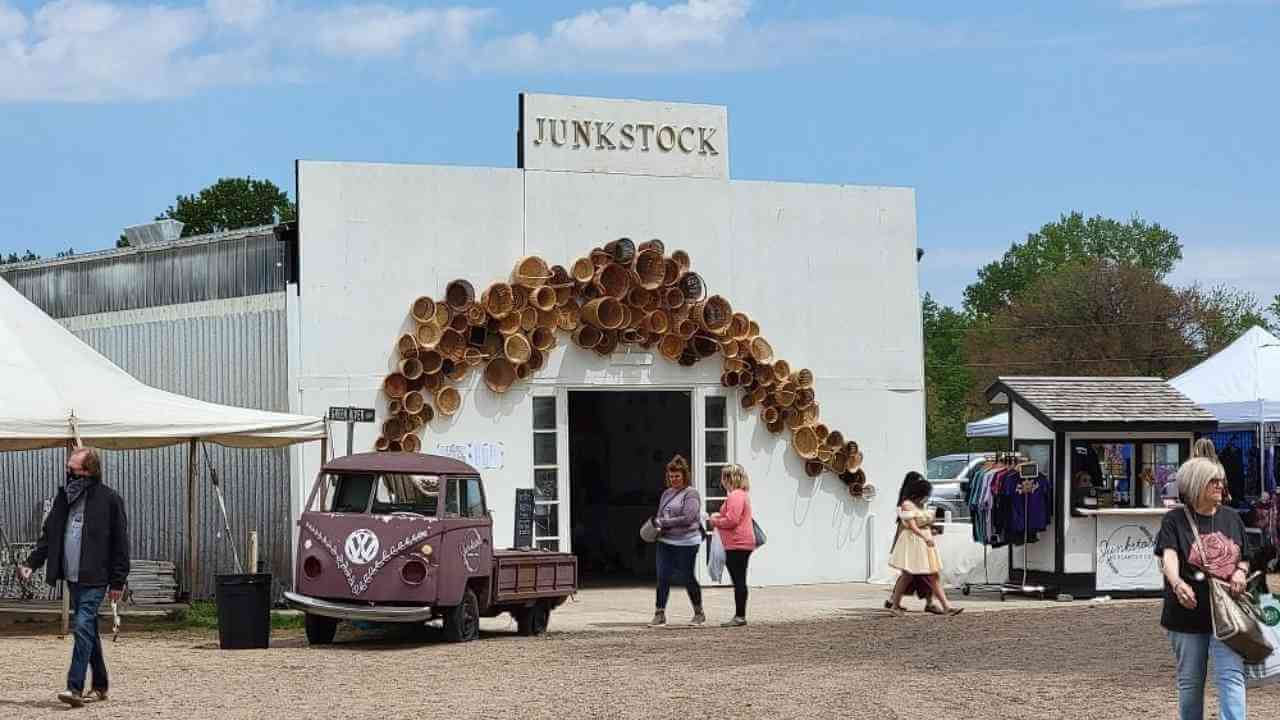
{"left": 1007, "top": 474, "right": 1052, "bottom": 540}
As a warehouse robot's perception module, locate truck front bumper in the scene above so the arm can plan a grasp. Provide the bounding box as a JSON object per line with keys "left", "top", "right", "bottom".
{"left": 283, "top": 592, "right": 434, "bottom": 623}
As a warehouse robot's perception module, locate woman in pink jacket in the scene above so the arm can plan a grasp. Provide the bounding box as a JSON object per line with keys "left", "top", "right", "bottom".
{"left": 709, "top": 464, "right": 756, "bottom": 627}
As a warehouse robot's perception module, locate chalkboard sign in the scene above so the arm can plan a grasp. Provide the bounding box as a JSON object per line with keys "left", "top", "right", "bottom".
{"left": 514, "top": 488, "right": 535, "bottom": 550}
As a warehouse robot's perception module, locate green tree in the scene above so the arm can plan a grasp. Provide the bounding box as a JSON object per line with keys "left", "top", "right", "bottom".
{"left": 963, "top": 212, "right": 1183, "bottom": 319}
{"left": 159, "top": 177, "right": 296, "bottom": 237}
{"left": 117, "top": 234, "right": 130, "bottom": 248}
{"left": 922, "top": 294, "right": 974, "bottom": 456}
{"left": 1182, "top": 285, "right": 1276, "bottom": 351}
{"left": 1270, "top": 294, "right": 1280, "bottom": 325}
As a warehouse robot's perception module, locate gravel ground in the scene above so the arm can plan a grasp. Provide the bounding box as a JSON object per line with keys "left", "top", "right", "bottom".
{"left": 2, "top": 602, "right": 1278, "bottom": 719}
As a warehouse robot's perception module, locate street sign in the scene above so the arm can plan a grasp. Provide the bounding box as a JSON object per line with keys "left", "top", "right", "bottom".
{"left": 328, "top": 407, "right": 375, "bottom": 423}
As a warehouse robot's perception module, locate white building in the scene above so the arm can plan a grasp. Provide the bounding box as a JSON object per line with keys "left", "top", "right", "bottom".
{"left": 287, "top": 94, "right": 925, "bottom": 586}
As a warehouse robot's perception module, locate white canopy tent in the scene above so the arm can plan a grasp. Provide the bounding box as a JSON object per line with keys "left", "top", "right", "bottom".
{"left": 966, "top": 412, "right": 1008, "bottom": 438}
{"left": 0, "top": 277, "right": 325, "bottom": 607}
{"left": 1169, "top": 325, "right": 1280, "bottom": 426}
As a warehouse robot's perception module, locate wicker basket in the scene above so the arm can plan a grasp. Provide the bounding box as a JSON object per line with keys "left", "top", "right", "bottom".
{"left": 729, "top": 313, "right": 751, "bottom": 341}
{"left": 527, "top": 348, "right": 545, "bottom": 372}
{"left": 411, "top": 296, "right": 436, "bottom": 324}
{"left": 671, "top": 249, "right": 691, "bottom": 272}
{"left": 531, "top": 286, "right": 557, "bottom": 312}
{"left": 438, "top": 329, "right": 466, "bottom": 361}
{"left": 678, "top": 272, "right": 706, "bottom": 303}
{"left": 659, "top": 334, "right": 685, "bottom": 361}
{"left": 481, "top": 353, "right": 517, "bottom": 389}
{"left": 590, "top": 248, "right": 611, "bottom": 269}
{"left": 750, "top": 387, "right": 768, "bottom": 407}
{"left": 383, "top": 373, "right": 409, "bottom": 399}
{"left": 420, "top": 350, "right": 443, "bottom": 376}
{"left": 531, "top": 327, "right": 555, "bottom": 352}
{"left": 515, "top": 363, "right": 531, "bottom": 381}
{"left": 445, "top": 362, "right": 468, "bottom": 383}
{"left": 374, "top": 436, "right": 390, "bottom": 452}
{"left": 692, "top": 334, "right": 720, "bottom": 359}
{"left": 805, "top": 459, "right": 826, "bottom": 478}
{"left": 626, "top": 286, "right": 651, "bottom": 309}
{"left": 762, "top": 406, "right": 779, "bottom": 425}
{"left": 399, "top": 356, "right": 424, "bottom": 380}
{"left": 825, "top": 430, "right": 845, "bottom": 449}
{"left": 432, "top": 302, "right": 452, "bottom": 328}
{"left": 536, "top": 308, "right": 558, "bottom": 331}
{"left": 748, "top": 320, "right": 761, "bottom": 338}
{"left": 435, "top": 386, "right": 462, "bottom": 415}
{"left": 498, "top": 313, "right": 522, "bottom": 336}
{"left": 571, "top": 257, "right": 595, "bottom": 283}
{"left": 511, "top": 256, "right": 552, "bottom": 288}
{"left": 793, "top": 368, "right": 815, "bottom": 389}
{"left": 382, "top": 417, "right": 404, "bottom": 440}
{"left": 795, "top": 388, "right": 815, "bottom": 410}
{"left": 749, "top": 337, "right": 774, "bottom": 365}
{"left": 400, "top": 433, "right": 421, "bottom": 454}
{"left": 829, "top": 451, "right": 849, "bottom": 475}
{"left": 449, "top": 312, "right": 469, "bottom": 334}
{"left": 604, "top": 237, "right": 636, "bottom": 265}
{"left": 638, "top": 238, "right": 665, "bottom": 255}
{"left": 633, "top": 249, "right": 665, "bottom": 290}
{"left": 663, "top": 258, "right": 682, "bottom": 287}
{"left": 721, "top": 371, "right": 740, "bottom": 387}
{"left": 594, "top": 263, "right": 631, "bottom": 300}
{"left": 418, "top": 404, "right": 435, "bottom": 425}
{"left": 421, "top": 372, "right": 442, "bottom": 392}
{"left": 482, "top": 283, "right": 515, "bottom": 318}
{"left": 557, "top": 302, "right": 582, "bottom": 332}
{"left": 754, "top": 363, "right": 776, "bottom": 386}
{"left": 446, "top": 279, "right": 475, "bottom": 311}
{"left": 504, "top": 333, "right": 532, "bottom": 364}
{"left": 520, "top": 306, "right": 538, "bottom": 332}
{"left": 548, "top": 265, "right": 574, "bottom": 288}
{"left": 662, "top": 287, "right": 685, "bottom": 310}
{"left": 415, "top": 322, "right": 443, "bottom": 349}
{"left": 403, "top": 390, "right": 427, "bottom": 416}
{"left": 644, "top": 309, "right": 670, "bottom": 335}
{"left": 773, "top": 359, "right": 791, "bottom": 381}
{"left": 691, "top": 295, "right": 732, "bottom": 334}
{"left": 583, "top": 297, "right": 624, "bottom": 329}
{"left": 573, "top": 325, "right": 603, "bottom": 349}
{"left": 595, "top": 329, "right": 619, "bottom": 356}
{"left": 397, "top": 333, "right": 419, "bottom": 358}
{"left": 814, "top": 424, "right": 830, "bottom": 443}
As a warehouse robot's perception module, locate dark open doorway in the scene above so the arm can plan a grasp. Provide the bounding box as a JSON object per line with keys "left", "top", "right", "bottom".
{"left": 569, "top": 390, "right": 692, "bottom": 586}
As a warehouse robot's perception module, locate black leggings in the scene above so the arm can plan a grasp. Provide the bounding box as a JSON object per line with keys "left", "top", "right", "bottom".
{"left": 725, "top": 549, "right": 752, "bottom": 618}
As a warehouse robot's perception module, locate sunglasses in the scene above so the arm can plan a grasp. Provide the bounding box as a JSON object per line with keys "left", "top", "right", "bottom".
{"left": 1208, "top": 478, "right": 1226, "bottom": 487}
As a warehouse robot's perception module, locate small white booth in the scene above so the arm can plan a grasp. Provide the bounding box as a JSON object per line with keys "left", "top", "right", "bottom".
{"left": 984, "top": 377, "right": 1217, "bottom": 597}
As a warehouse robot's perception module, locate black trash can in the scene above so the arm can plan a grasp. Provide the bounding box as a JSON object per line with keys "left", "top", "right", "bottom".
{"left": 214, "top": 573, "right": 272, "bottom": 649}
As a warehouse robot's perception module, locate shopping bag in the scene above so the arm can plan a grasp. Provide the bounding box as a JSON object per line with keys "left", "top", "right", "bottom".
{"left": 752, "top": 519, "right": 767, "bottom": 548}
{"left": 1245, "top": 621, "right": 1280, "bottom": 687}
{"left": 707, "top": 532, "right": 726, "bottom": 583}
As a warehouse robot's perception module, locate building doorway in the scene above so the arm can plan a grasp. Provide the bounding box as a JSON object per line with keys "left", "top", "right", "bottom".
{"left": 569, "top": 390, "right": 692, "bottom": 586}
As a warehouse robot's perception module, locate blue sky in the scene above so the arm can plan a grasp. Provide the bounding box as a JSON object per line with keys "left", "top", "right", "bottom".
{"left": 2, "top": 0, "right": 1277, "bottom": 309}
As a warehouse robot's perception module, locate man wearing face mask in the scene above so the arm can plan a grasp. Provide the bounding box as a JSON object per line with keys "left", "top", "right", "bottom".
{"left": 17, "top": 447, "right": 130, "bottom": 708}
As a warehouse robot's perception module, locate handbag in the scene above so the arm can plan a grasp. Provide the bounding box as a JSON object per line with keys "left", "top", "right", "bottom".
{"left": 707, "top": 532, "right": 726, "bottom": 583}
{"left": 752, "top": 519, "right": 766, "bottom": 548}
{"left": 640, "top": 488, "right": 689, "bottom": 544}
{"left": 1184, "top": 507, "right": 1274, "bottom": 663}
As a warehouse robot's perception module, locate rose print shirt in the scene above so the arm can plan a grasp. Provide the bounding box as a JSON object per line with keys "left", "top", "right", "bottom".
{"left": 1154, "top": 507, "right": 1247, "bottom": 634}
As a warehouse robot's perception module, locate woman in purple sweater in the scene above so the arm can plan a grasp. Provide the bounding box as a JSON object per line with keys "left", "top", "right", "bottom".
{"left": 649, "top": 455, "right": 705, "bottom": 627}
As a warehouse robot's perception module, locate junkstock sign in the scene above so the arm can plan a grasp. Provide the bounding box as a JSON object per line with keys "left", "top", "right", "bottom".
{"left": 519, "top": 93, "right": 729, "bottom": 180}
{"left": 1095, "top": 521, "right": 1160, "bottom": 592}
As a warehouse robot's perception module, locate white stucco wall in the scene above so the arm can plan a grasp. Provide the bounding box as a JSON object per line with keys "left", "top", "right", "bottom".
{"left": 289, "top": 158, "right": 924, "bottom": 587}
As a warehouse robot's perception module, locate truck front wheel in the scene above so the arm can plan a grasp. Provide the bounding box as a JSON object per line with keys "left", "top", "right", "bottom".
{"left": 516, "top": 601, "right": 550, "bottom": 636}
{"left": 304, "top": 614, "right": 338, "bottom": 645}
{"left": 442, "top": 589, "right": 480, "bottom": 643}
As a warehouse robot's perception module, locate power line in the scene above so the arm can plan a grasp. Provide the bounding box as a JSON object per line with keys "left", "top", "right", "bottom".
{"left": 924, "top": 319, "right": 1186, "bottom": 334}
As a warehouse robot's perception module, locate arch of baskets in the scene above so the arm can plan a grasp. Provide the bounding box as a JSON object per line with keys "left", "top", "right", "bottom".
{"left": 377, "top": 238, "right": 873, "bottom": 499}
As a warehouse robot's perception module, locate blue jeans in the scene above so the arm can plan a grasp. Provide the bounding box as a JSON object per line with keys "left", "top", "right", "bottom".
{"left": 67, "top": 583, "right": 109, "bottom": 694}
{"left": 654, "top": 543, "right": 702, "bottom": 611}
{"left": 1168, "top": 631, "right": 1246, "bottom": 720}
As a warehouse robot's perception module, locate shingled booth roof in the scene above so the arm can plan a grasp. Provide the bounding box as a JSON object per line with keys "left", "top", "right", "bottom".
{"left": 985, "top": 376, "right": 1218, "bottom": 433}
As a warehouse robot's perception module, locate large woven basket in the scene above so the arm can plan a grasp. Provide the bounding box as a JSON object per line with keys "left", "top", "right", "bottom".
{"left": 519, "top": 307, "right": 538, "bottom": 332}
{"left": 403, "top": 390, "right": 426, "bottom": 416}
{"left": 659, "top": 334, "right": 685, "bottom": 361}
{"left": 419, "top": 349, "right": 443, "bottom": 376}
{"left": 482, "top": 283, "right": 515, "bottom": 318}
{"left": 511, "top": 256, "right": 552, "bottom": 288}
{"left": 399, "top": 356, "right": 424, "bottom": 380}
{"left": 594, "top": 263, "right": 631, "bottom": 300}
{"left": 691, "top": 295, "right": 732, "bottom": 334}
{"left": 557, "top": 303, "right": 582, "bottom": 332}
{"left": 383, "top": 373, "right": 409, "bottom": 399}
{"left": 645, "top": 309, "right": 670, "bottom": 335}
{"left": 531, "top": 327, "right": 556, "bottom": 352}
{"left": 804, "top": 459, "right": 825, "bottom": 478}
{"left": 749, "top": 337, "right": 774, "bottom": 365}
{"left": 595, "top": 329, "right": 619, "bottom": 356}
{"left": 573, "top": 325, "right": 603, "bottom": 349}
{"left": 504, "top": 333, "right": 532, "bottom": 364}
{"left": 571, "top": 257, "right": 595, "bottom": 283}
{"left": 638, "top": 238, "right": 665, "bottom": 255}
{"left": 729, "top": 313, "right": 751, "bottom": 341}
{"left": 583, "top": 297, "right": 624, "bottom": 329}
{"left": 530, "top": 286, "right": 557, "bottom": 312}
{"left": 481, "top": 358, "right": 517, "bottom": 392}
{"left": 400, "top": 433, "right": 421, "bottom": 454}
{"left": 633, "top": 249, "right": 665, "bottom": 290}
{"left": 678, "top": 272, "right": 706, "bottom": 303}
{"left": 604, "top": 237, "right": 636, "bottom": 265}
{"left": 773, "top": 359, "right": 791, "bottom": 381}
{"left": 445, "top": 279, "right": 475, "bottom": 311}
{"left": 438, "top": 329, "right": 467, "bottom": 361}
{"left": 793, "top": 368, "right": 815, "bottom": 389}
{"left": 397, "top": 333, "right": 419, "bottom": 358}
{"left": 416, "top": 322, "right": 443, "bottom": 349}
{"left": 671, "top": 250, "right": 691, "bottom": 272}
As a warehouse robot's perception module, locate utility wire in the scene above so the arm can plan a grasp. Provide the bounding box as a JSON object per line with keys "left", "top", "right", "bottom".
{"left": 926, "top": 353, "right": 1208, "bottom": 369}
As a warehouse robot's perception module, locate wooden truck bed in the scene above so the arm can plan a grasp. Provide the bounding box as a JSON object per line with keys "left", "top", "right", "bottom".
{"left": 492, "top": 550, "right": 578, "bottom": 604}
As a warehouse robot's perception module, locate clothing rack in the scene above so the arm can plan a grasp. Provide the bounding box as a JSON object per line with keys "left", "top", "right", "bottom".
{"left": 1001, "top": 461, "right": 1048, "bottom": 600}
{"left": 962, "top": 452, "right": 1034, "bottom": 600}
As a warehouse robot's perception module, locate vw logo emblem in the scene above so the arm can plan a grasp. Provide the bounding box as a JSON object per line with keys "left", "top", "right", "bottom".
{"left": 344, "top": 529, "right": 380, "bottom": 565}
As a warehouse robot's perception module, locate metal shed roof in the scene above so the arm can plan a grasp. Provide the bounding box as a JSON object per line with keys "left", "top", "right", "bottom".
{"left": 985, "top": 376, "right": 1218, "bottom": 432}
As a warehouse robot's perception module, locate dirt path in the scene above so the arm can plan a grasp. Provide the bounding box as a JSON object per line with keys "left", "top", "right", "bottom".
{"left": 1, "top": 603, "right": 1276, "bottom": 719}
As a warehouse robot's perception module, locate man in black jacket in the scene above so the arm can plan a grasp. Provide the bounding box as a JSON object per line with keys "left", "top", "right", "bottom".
{"left": 18, "top": 447, "right": 130, "bottom": 708}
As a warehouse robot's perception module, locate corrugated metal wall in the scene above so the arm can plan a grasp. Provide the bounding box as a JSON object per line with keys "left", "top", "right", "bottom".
{"left": 0, "top": 228, "right": 297, "bottom": 600}
{"left": 0, "top": 227, "right": 285, "bottom": 319}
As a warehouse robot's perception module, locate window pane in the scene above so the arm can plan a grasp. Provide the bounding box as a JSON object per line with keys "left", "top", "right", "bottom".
{"left": 706, "top": 499, "right": 724, "bottom": 515}
{"left": 533, "top": 397, "right": 557, "bottom": 431}
{"left": 706, "top": 464, "right": 725, "bottom": 497}
{"left": 535, "top": 503, "right": 559, "bottom": 537}
{"left": 706, "top": 431, "right": 727, "bottom": 464}
{"left": 535, "top": 469, "right": 558, "bottom": 501}
{"left": 537, "top": 539, "right": 560, "bottom": 552}
{"left": 705, "top": 396, "right": 726, "bottom": 429}
{"left": 466, "top": 477, "right": 486, "bottom": 517}
{"left": 445, "top": 478, "right": 462, "bottom": 517}
{"left": 534, "top": 432, "right": 557, "bottom": 466}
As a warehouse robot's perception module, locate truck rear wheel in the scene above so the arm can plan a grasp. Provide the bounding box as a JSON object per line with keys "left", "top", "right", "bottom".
{"left": 442, "top": 588, "right": 480, "bottom": 643}
{"left": 516, "top": 601, "right": 550, "bottom": 637}
{"left": 304, "top": 614, "right": 338, "bottom": 645}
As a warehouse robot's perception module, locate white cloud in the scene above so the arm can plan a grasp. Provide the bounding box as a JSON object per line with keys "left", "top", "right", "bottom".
{"left": 206, "top": 0, "right": 273, "bottom": 30}
{"left": 0, "top": 2, "right": 28, "bottom": 38}
{"left": 548, "top": 0, "right": 748, "bottom": 52}
{"left": 1170, "top": 241, "right": 1280, "bottom": 307}
{"left": 306, "top": 5, "right": 489, "bottom": 58}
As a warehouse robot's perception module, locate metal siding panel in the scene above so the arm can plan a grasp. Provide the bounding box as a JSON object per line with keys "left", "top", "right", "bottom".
{"left": 0, "top": 301, "right": 291, "bottom": 600}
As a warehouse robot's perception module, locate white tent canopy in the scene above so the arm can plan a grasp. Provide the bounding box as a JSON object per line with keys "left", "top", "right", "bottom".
{"left": 1169, "top": 326, "right": 1280, "bottom": 426}
{"left": 0, "top": 277, "right": 324, "bottom": 451}
{"left": 966, "top": 412, "right": 1008, "bottom": 438}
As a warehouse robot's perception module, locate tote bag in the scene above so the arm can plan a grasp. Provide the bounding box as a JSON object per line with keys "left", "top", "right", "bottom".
{"left": 1246, "top": 620, "right": 1280, "bottom": 687}
{"left": 752, "top": 519, "right": 767, "bottom": 548}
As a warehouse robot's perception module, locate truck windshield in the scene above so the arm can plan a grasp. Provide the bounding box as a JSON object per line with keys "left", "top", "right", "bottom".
{"left": 324, "top": 473, "right": 441, "bottom": 516}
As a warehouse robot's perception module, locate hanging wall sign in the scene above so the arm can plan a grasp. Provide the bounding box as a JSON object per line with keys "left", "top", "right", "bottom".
{"left": 433, "top": 441, "right": 505, "bottom": 470}
{"left": 1095, "top": 516, "right": 1162, "bottom": 591}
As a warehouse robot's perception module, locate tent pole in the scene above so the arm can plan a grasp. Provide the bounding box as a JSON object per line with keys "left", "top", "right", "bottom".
{"left": 187, "top": 440, "right": 198, "bottom": 601}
